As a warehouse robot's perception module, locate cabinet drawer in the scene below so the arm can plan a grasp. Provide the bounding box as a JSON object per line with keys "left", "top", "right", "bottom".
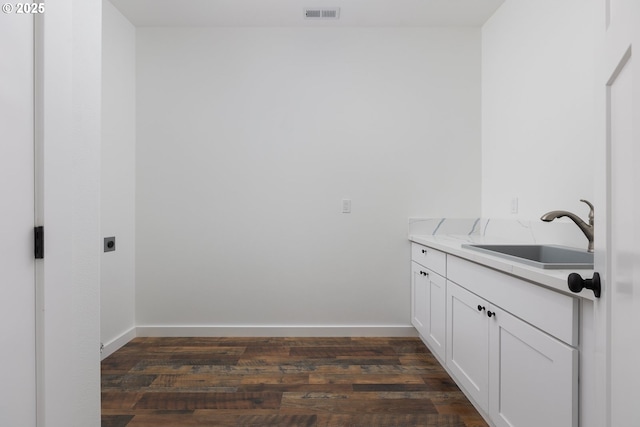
{"left": 411, "top": 243, "right": 446, "bottom": 276}
{"left": 447, "top": 255, "right": 578, "bottom": 346}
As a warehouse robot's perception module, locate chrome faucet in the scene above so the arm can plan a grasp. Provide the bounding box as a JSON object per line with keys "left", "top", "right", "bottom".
{"left": 540, "top": 199, "right": 594, "bottom": 253}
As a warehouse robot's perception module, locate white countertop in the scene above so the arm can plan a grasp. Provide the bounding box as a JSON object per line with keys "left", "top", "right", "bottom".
{"left": 409, "top": 234, "right": 596, "bottom": 301}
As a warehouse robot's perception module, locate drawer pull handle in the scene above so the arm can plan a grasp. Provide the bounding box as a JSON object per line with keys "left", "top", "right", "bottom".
{"left": 420, "top": 271, "right": 429, "bottom": 277}
{"left": 421, "top": 249, "right": 427, "bottom": 254}
{"left": 487, "top": 311, "right": 496, "bottom": 318}
{"left": 477, "top": 305, "right": 485, "bottom": 312}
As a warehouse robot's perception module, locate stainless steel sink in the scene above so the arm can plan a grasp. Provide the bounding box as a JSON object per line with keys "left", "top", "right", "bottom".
{"left": 461, "top": 244, "right": 594, "bottom": 269}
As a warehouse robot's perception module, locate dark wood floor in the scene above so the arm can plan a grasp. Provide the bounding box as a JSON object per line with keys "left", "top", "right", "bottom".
{"left": 101, "top": 337, "right": 489, "bottom": 427}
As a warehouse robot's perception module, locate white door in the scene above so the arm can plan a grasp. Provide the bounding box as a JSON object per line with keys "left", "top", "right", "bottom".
{"left": 594, "top": 0, "right": 640, "bottom": 425}
{"left": 424, "top": 270, "right": 446, "bottom": 361}
{"left": 489, "top": 305, "right": 577, "bottom": 427}
{"left": 446, "top": 281, "right": 489, "bottom": 412}
{"left": 0, "top": 11, "right": 37, "bottom": 427}
{"left": 411, "top": 261, "right": 429, "bottom": 337}
{"left": 411, "top": 263, "right": 447, "bottom": 361}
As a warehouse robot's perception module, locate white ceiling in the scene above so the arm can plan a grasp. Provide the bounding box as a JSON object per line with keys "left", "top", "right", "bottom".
{"left": 109, "top": 0, "right": 505, "bottom": 27}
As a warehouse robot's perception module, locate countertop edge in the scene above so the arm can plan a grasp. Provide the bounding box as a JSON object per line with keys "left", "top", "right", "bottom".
{"left": 409, "top": 234, "right": 596, "bottom": 301}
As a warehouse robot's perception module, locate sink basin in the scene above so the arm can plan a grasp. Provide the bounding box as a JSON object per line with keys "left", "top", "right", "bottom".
{"left": 461, "top": 244, "right": 593, "bottom": 269}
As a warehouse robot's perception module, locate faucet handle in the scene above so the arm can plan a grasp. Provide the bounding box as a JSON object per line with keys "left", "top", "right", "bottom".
{"left": 580, "top": 199, "right": 594, "bottom": 224}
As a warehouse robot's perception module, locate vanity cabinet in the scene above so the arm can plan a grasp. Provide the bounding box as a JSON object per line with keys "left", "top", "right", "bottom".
{"left": 410, "top": 242, "right": 579, "bottom": 427}
{"left": 410, "top": 244, "right": 446, "bottom": 361}
{"left": 446, "top": 280, "right": 578, "bottom": 427}
{"left": 446, "top": 255, "right": 578, "bottom": 427}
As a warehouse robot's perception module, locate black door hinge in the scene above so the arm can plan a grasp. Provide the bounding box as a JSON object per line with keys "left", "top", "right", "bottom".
{"left": 34, "top": 226, "right": 44, "bottom": 259}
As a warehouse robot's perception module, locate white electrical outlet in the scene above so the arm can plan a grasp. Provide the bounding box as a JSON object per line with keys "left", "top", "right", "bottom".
{"left": 510, "top": 197, "right": 519, "bottom": 214}
{"left": 342, "top": 199, "right": 351, "bottom": 213}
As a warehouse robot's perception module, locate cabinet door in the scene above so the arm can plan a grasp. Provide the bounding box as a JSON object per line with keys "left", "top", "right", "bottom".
{"left": 446, "top": 281, "right": 489, "bottom": 412}
{"left": 489, "top": 305, "right": 578, "bottom": 427}
{"left": 424, "top": 270, "right": 446, "bottom": 361}
{"left": 411, "top": 261, "right": 429, "bottom": 338}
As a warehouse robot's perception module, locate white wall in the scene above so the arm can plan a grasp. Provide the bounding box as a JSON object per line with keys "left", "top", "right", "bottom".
{"left": 101, "top": 0, "right": 136, "bottom": 355}
{"left": 481, "top": 0, "right": 595, "bottom": 220}
{"left": 135, "top": 27, "right": 481, "bottom": 333}
{"left": 40, "top": 0, "right": 102, "bottom": 423}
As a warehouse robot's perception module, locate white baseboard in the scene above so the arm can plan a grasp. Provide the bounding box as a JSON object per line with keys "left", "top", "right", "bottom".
{"left": 100, "top": 327, "right": 136, "bottom": 360}
{"left": 100, "top": 325, "right": 417, "bottom": 359}
{"left": 136, "top": 325, "right": 418, "bottom": 338}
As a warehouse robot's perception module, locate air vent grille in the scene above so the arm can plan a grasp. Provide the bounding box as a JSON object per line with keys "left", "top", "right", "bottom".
{"left": 305, "top": 9, "right": 321, "bottom": 18}
{"left": 322, "top": 9, "right": 338, "bottom": 18}
{"left": 304, "top": 8, "right": 340, "bottom": 20}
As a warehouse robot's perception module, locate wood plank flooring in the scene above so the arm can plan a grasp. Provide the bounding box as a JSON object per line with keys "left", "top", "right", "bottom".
{"left": 101, "top": 337, "right": 489, "bottom": 427}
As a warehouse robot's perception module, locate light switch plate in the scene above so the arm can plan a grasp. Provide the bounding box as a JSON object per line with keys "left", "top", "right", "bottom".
{"left": 342, "top": 199, "right": 351, "bottom": 213}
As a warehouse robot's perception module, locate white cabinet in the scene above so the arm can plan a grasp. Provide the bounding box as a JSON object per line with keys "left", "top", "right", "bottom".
{"left": 411, "top": 261, "right": 447, "bottom": 361}
{"left": 445, "top": 274, "right": 578, "bottom": 427}
{"left": 411, "top": 261, "right": 429, "bottom": 337}
{"left": 411, "top": 244, "right": 447, "bottom": 361}
{"left": 489, "top": 305, "right": 578, "bottom": 427}
{"left": 447, "top": 255, "right": 579, "bottom": 346}
{"left": 446, "top": 281, "right": 490, "bottom": 412}
{"left": 410, "top": 241, "right": 579, "bottom": 427}
{"left": 424, "top": 271, "right": 446, "bottom": 360}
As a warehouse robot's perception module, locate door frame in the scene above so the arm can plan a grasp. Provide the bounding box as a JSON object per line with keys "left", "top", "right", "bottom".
{"left": 34, "top": 11, "right": 44, "bottom": 425}
{"left": 592, "top": 0, "right": 639, "bottom": 425}
{"left": 0, "top": 10, "right": 37, "bottom": 426}
{"left": 33, "top": 1, "right": 102, "bottom": 425}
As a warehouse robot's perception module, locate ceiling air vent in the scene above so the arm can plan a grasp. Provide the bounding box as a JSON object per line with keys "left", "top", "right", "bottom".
{"left": 304, "top": 8, "right": 340, "bottom": 20}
